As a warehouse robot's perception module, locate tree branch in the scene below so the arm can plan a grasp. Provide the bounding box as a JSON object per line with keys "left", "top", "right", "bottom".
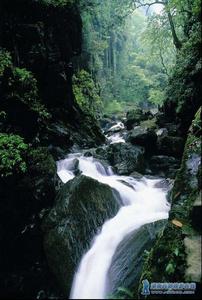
{"left": 134, "top": 0, "right": 165, "bottom": 10}
{"left": 134, "top": 0, "right": 182, "bottom": 50}
{"left": 159, "top": 49, "right": 169, "bottom": 77}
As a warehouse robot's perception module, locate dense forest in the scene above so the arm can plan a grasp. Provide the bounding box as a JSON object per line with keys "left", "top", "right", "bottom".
{"left": 0, "top": 0, "right": 201, "bottom": 299}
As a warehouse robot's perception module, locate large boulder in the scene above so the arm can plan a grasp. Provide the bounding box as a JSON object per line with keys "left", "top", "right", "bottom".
{"left": 108, "top": 143, "right": 145, "bottom": 175}
{"left": 125, "top": 109, "right": 147, "bottom": 130}
{"left": 157, "top": 135, "right": 185, "bottom": 158}
{"left": 42, "top": 175, "right": 120, "bottom": 295}
{"left": 127, "top": 126, "right": 157, "bottom": 154}
{"left": 108, "top": 220, "right": 167, "bottom": 297}
{"left": 148, "top": 155, "right": 180, "bottom": 179}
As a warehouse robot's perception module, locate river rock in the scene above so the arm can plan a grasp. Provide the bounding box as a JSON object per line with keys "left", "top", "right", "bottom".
{"left": 126, "top": 126, "right": 157, "bottom": 154}
{"left": 125, "top": 109, "right": 147, "bottom": 130}
{"left": 157, "top": 135, "right": 185, "bottom": 158}
{"left": 108, "top": 143, "right": 145, "bottom": 175}
{"left": 100, "top": 117, "right": 116, "bottom": 131}
{"left": 106, "top": 122, "right": 125, "bottom": 134}
{"left": 148, "top": 155, "right": 180, "bottom": 179}
{"left": 108, "top": 220, "right": 167, "bottom": 296}
{"left": 42, "top": 175, "right": 120, "bottom": 295}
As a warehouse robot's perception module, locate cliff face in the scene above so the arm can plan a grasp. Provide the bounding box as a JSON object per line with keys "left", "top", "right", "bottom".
{"left": 0, "top": 0, "right": 81, "bottom": 113}
{"left": 0, "top": 1, "right": 104, "bottom": 298}
{"left": 0, "top": 0, "right": 105, "bottom": 149}
{"left": 138, "top": 107, "right": 201, "bottom": 298}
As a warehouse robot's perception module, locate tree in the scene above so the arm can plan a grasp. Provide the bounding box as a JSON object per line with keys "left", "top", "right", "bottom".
{"left": 133, "top": 0, "right": 182, "bottom": 50}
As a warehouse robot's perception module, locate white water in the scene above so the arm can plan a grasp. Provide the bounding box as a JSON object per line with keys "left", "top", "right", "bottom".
{"left": 107, "top": 122, "right": 125, "bottom": 133}
{"left": 107, "top": 132, "right": 125, "bottom": 144}
{"left": 57, "top": 154, "right": 170, "bottom": 299}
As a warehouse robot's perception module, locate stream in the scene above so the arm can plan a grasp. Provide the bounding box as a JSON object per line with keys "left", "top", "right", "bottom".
{"left": 56, "top": 123, "right": 171, "bottom": 299}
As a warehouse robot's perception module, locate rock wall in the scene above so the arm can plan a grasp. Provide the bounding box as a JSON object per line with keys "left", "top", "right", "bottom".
{"left": 0, "top": 1, "right": 105, "bottom": 298}
{"left": 0, "top": 0, "right": 105, "bottom": 149}
{"left": 137, "top": 107, "right": 201, "bottom": 299}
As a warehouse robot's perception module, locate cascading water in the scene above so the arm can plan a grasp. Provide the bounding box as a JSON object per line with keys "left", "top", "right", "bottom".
{"left": 57, "top": 153, "right": 170, "bottom": 299}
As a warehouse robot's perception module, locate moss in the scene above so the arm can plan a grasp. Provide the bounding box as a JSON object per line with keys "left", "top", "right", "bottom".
{"left": 139, "top": 223, "right": 186, "bottom": 287}
{"left": 170, "top": 107, "right": 201, "bottom": 221}
{"left": 73, "top": 69, "right": 103, "bottom": 118}
{"left": 137, "top": 108, "right": 201, "bottom": 298}
{"left": 139, "top": 118, "right": 157, "bottom": 130}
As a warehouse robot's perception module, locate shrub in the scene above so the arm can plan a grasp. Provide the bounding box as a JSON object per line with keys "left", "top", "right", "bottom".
{"left": 0, "top": 133, "right": 28, "bottom": 177}
{"left": 73, "top": 70, "right": 103, "bottom": 117}
{"left": 103, "top": 100, "right": 123, "bottom": 115}
{"left": 27, "top": 147, "right": 56, "bottom": 176}
{"left": 6, "top": 67, "right": 50, "bottom": 120}
{"left": 0, "top": 49, "right": 12, "bottom": 76}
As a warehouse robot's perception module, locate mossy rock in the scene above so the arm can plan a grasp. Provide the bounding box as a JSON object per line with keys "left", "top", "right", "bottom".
{"left": 17, "top": 147, "right": 57, "bottom": 208}
{"left": 137, "top": 108, "right": 202, "bottom": 298}
{"left": 42, "top": 175, "right": 120, "bottom": 295}
{"left": 27, "top": 147, "right": 56, "bottom": 176}
{"left": 108, "top": 143, "right": 145, "bottom": 175}
{"left": 125, "top": 109, "right": 147, "bottom": 130}
{"left": 126, "top": 126, "right": 157, "bottom": 155}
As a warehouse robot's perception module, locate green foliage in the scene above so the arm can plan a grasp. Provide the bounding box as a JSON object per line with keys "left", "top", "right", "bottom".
{"left": 28, "top": 147, "right": 56, "bottom": 176}
{"left": 80, "top": 4, "right": 171, "bottom": 111}
{"left": 7, "top": 67, "right": 50, "bottom": 120}
{"left": 103, "top": 100, "right": 123, "bottom": 115}
{"left": 149, "top": 89, "right": 165, "bottom": 106}
{"left": 165, "top": 21, "right": 201, "bottom": 125}
{"left": 165, "top": 261, "right": 176, "bottom": 275}
{"left": 141, "top": 12, "right": 176, "bottom": 76}
{"left": 0, "top": 133, "right": 28, "bottom": 177}
{"left": 0, "top": 49, "right": 12, "bottom": 76}
{"left": 39, "top": 0, "right": 76, "bottom": 7}
{"left": 73, "top": 70, "right": 103, "bottom": 117}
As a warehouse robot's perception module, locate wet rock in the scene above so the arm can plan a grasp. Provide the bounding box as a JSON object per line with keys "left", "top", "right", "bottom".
{"left": 149, "top": 155, "right": 180, "bottom": 179}
{"left": 42, "top": 175, "right": 120, "bottom": 295}
{"left": 125, "top": 109, "right": 147, "bottom": 130}
{"left": 129, "top": 171, "right": 144, "bottom": 180}
{"left": 157, "top": 135, "right": 185, "bottom": 158}
{"left": 108, "top": 143, "right": 145, "bottom": 175}
{"left": 139, "top": 108, "right": 202, "bottom": 292}
{"left": 154, "top": 178, "right": 174, "bottom": 192}
{"left": 106, "top": 122, "right": 125, "bottom": 134}
{"left": 127, "top": 126, "right": 157, "bottom": 154}
{"left": 99, "top": 117, "right": 115, "bottom": 130}
{"left": 156, "top": 128, "right": 168, "bottom": 137}
{"left": 46, "top": 123, "right": 73, "bottom": 148}
{"left": 108, "top": 220, "right": 167, "bottom": 295}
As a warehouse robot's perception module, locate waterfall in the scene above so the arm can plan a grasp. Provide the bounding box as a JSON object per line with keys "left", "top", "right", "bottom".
{"left": 57, "top": 154, "right": 170, "bottom": 299}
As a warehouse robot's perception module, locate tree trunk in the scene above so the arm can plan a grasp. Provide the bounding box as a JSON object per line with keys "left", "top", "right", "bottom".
{"left": 167, "top": 9, "right": 182, "bottom": 50}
